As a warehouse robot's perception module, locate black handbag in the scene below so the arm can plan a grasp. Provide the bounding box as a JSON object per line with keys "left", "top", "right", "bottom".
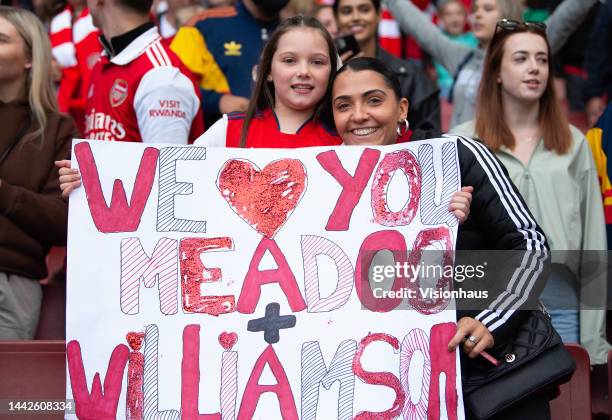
{"left": 461, "top": 309, "right": 576, "bottom": 419}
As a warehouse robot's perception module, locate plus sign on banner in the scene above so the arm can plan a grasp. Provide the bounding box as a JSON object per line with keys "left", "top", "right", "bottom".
{"left": 65, "top": 138, "right": 464, "bottom": 420}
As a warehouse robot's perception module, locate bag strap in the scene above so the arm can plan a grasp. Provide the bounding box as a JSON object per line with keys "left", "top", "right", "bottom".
{"left": 448, "top": 50, "right": 475, "bottom": 104}
{"left": 0, "top": 114, "right": 32, "bottom": 166}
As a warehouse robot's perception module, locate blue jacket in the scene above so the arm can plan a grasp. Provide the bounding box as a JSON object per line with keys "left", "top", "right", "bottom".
{"left": 170, "top": 2, "right": 278, "bottom": 124}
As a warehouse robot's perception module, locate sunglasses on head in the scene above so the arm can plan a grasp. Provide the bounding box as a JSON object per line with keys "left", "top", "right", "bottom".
{"left": 495, "top": 19, "right": 547, "bottom": 33}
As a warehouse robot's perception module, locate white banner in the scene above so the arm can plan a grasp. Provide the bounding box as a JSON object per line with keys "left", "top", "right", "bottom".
{"left": 65, "top": 138, "right": 464, "bottom": 420}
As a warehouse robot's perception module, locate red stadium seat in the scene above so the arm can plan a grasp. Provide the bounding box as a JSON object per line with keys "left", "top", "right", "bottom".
{"left": 35, "top": 247, "right": 66, "bottom": 340}
{"left": 0, "top": 341, "right": 66, "bottom": 420}
{"left": 591, "top": 362, "right": 609, "bottom": 418}
{"left": 34, "top": 282, "right": 66, "bottom": 340}
{"left": 550, "top": 343, "right": 592, "bottom": 420}
{"left": 608, "top": 350, "right": 612, "bottom": 416}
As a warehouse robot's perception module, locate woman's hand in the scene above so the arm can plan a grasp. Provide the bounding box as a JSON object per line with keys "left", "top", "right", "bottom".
{"left": 448, "top": 316, "right": 494, "bottom": 358}
{"left": 55, "top": 160, "right": 81, "bottom": 200}
{"left": 449, "top": 186, "right": 473, "bottom": 225}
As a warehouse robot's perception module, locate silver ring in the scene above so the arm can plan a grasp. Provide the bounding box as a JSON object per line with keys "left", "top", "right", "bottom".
{"left": 468, "top": 335, "right": 480, "bottom": 345}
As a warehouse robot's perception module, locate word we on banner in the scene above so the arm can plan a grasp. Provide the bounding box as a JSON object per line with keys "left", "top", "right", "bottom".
{"left": 66, "top": 138, "right": 464, "bottom": 420}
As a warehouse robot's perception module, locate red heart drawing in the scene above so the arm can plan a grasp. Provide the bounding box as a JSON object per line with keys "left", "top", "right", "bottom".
{"left": 126, "top": 331, "right": 145, "bottom": 351}
{"left": 217, "top": 159, "right": 307, "bottom": 238}
{"left": 218, "top": 331, "right": 238, "bottom": 350}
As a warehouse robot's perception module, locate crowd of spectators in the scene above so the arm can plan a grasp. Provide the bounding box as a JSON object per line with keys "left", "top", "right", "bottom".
{"left": 1, "top": 0, "right": 607, "bottom": 129}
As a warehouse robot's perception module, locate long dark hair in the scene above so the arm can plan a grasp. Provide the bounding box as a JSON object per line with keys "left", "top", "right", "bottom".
{"left": 239, "top": 15, "right": 338, "bottom": 147}
{"left": 475, "top": 25, "right": 571, "bottom": 154}
{"left": 323, "top": 57, "right": 402, "bottom": 129}
{"left": 335, "top": 57, "right": 401, "bottom": 97}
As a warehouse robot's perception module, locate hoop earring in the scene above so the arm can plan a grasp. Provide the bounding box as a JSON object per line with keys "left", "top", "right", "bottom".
{"left": 397, "top": 119, "right": 409, "bottom": 137}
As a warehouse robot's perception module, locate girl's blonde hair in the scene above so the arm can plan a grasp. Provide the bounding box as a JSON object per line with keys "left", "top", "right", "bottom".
{"left": 0, "top": 6, "right": 59, "bottom": 141}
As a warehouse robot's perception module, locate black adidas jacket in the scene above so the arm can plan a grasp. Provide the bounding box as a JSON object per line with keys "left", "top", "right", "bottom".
{"left": 377, "top": 47, "right": 441, "bottom": 132}
{"left": 414, "top": 134, "right": 551, "bottom": 346}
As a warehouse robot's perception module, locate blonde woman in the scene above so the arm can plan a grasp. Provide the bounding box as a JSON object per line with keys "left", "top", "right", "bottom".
{"left": 0, "top": 6, "right": 78, "bottom": 339}
{"left": 452, "top": 21, "right": 611, "bottom": 365}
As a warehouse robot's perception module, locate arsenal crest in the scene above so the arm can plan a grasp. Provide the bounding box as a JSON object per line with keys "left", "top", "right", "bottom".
{"left": 109, "top": 79, "right": 128, "bottom": 107}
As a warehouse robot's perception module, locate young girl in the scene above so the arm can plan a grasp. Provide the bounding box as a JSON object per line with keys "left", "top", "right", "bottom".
{"left": 194, "top": 15, "right": 342, "bottom": 149}
{"left": 452, "top": 21, "right": 611, "bottom": 365}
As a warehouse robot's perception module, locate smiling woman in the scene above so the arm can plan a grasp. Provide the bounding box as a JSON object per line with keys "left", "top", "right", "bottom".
{"left": 330, "top": 56, "right": 554, "bottom": 418}
{"left": 332, "top": 59, "right": 408, "bottom": 146}
{"left": 334, "top": 0, "right": 378, "bottom": 49}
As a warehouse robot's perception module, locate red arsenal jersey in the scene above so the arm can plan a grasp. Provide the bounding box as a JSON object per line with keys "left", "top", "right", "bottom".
{"left": 195, "top": 109, "right": 341, "bottom": 148}
{"left": 85, "top": 27, "right": 203, "bottom": 144}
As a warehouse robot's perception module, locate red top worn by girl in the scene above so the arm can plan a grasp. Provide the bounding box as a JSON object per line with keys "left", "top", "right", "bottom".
{"left": 195, "top": 109, "right": 342, "bottom": 148}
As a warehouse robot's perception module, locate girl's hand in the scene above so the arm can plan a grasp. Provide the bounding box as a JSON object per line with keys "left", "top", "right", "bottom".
{"left": 55, "top": 160, "right": 81, "bottom": 200}
{"left": 449, "top": 186, "right": 473, "bottom": 225}
{"left": 448, "top": 316, "right": 494, "bottom": 358}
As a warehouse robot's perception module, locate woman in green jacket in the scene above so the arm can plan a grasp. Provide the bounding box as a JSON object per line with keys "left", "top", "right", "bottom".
{"left": 452, "top": 20, "right": 611, "bottom": 364}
